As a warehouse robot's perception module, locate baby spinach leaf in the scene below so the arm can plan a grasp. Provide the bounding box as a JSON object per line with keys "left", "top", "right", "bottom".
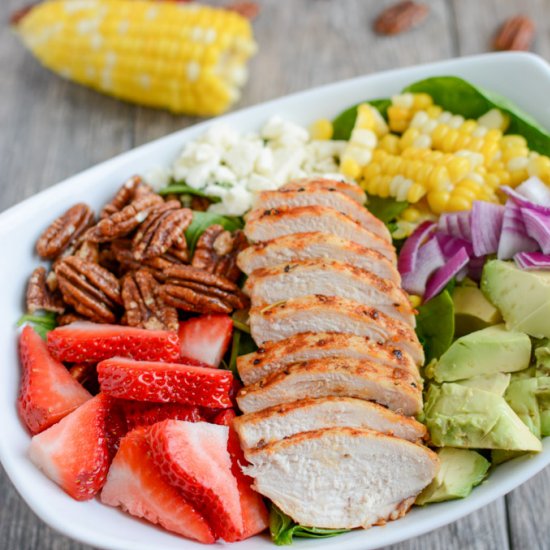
{"left": 269, "top": 505, "right": 349, "bottom": 546}
{"left": 366, "top": 196, "right": 408, "bottom": 224}
{"left": 17, "top": 311, "right": 57, "bottom": 339}
{"left": 158, "top": 182, "right": 221, "bottom": 203}
{"left": 185, "top": 211, "right": 243, "bottom": 255}
{"left": 403, "top": 76, "right": 550, "bottom": 154}
{"left": 416, "top": 289, "right": 455, "bottom": 364}
{"left": 227, "top": 329, "right": 257, "bottom": 376}
{"left": 332, "top": 98, "right": 391, "bottom": 140}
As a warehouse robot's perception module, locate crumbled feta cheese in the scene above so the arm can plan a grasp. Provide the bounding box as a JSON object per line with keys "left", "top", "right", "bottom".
{"left": 144, "top": 166, "right": 171, "bottom": 191}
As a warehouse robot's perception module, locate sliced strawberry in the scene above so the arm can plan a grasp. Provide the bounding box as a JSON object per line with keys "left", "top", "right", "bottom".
{"left": 214, "top": 409, "right": 269, "bottom": 539}
{"left": 98, "top": 358, "right": 234, "bottom": 408}
{"left": 101, "top": 427, "right": 215, "bottom": 543}
{"left": 47, "top": 321, "right": 180, "bottom": 363}
{"left": 119, "top": 400, "right": 205, "bottom": 431}
{"left": 18, "top": 325, "right": 91, "bottom": 434}
{"left": 148, "top": 420, "right": 243, "bottom": 542}
{"left": 28, "top": 393, "right": 113, "bottom": 500}
{"left": 178, "top": 314, "right": 233, "bottom": 367}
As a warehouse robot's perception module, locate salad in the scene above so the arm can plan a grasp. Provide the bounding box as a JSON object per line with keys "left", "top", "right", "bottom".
{"left": 16, "top": 75, "right": 550, "bottom": 546}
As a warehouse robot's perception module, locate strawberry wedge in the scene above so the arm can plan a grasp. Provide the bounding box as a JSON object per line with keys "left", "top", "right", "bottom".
{"left": 101, "top": 427, "right": 215, "bottom": 543}
{"left": 28, "top": 393, "right": 113, "bottom": 500}
{"left": 178, "top": 314, "right": 233, "bottom": 367}
{"left": 47, "top": 322, "right": 180, "bottom": 363}
{"left": 148, "top": 420, "right": 243, "bottom": 542}
{"left": 98, "top": 358, "right": 235, "bottom": 408}
{"left": 119, "top": 400, "right": 206, "bottom": 431}
{"left": 19, "top": 325, "right": 91, "bottom": 434}
{"left": 214, "top": 409, "right": 269, "bottom": 539}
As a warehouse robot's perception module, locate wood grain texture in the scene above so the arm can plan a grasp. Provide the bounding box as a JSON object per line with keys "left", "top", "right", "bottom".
{"left": 1, "top": 0, "right": 549, "bottom": 548}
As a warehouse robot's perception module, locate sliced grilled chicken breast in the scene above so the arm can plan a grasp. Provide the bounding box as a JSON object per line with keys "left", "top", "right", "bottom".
{"left": 237, "top": 332, "right": 419, "bottom": 386}
{"left": 252, "top": 188, "right": 389, "bottom": 238}
{"left": 236, "top": 357, "right": 422, "bottom": 415}
{"left": 249, "top": 295, "right": 424, "bottom": 365}
{"left": 244, "top": 205, "right": 394, "bottom": 254}
{"left": 237, "top": 232, "right": 399, "bottom": 281}
{"left": 234, "top": 397, "right": 427, "bottom": 449}
{"left": 280, "top": 177, "right": 366, "bottom": 205}
{"left": 244, "top": 260, "right": 415, "bottom": 327}
{"left": 244, "top": 427, "right": 439, "bottom": 529}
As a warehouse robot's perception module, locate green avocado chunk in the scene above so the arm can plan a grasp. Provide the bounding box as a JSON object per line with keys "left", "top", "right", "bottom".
{"left": 504, "top": 376, "right": 541, "bottom": 438}
{"left": 481, "top": 260, "right": 550, "bottom": 338}
{"left": 453, "top": 286, "right": 502, "bottom": 337}
{"left": 425, "top": 383, "right": 542, "bottom": 451}
{"left": 536, "top": 375, "right": 550, "bottom": 437}
{"left": 427, "top": 324, "right": 531, "bottom": 383}
{"left": 416, "top": 448, "right": 490, "bottom": 505}
{"left": 535, "top": 339, "right": 550, "bottom": 374}
{"left": 457, "top": 372, "right": 511, "bottom": 396}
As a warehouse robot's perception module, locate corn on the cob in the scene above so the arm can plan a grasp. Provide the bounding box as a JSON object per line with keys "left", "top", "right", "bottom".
{"left": 14, "top": 0, "right": 257, "bottom": 115}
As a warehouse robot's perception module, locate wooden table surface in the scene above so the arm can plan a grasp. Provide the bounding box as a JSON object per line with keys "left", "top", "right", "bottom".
{"left": 1, "top": 0, "right": 550, "bottom": 548}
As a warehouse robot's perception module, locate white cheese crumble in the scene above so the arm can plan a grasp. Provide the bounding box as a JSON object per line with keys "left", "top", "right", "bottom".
{"left": 146, "top": 116, "right": 347, "bottom": 216}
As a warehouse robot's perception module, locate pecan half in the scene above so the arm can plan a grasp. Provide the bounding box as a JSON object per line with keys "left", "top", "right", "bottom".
{"left": 374, "top": 1, "right": 429, "bottom": 35}
{"left": 26, "top": 267, "right": 65, "bottom": 314}
{"left": 494, "top": 15, "right": 535, "bottom": 51}
{"left": 132, "top": 201, "right": 193, "bottom": 261}
{"left": 69, "top": 363, "right": 98, "bottom": 392}
{"left": 160, "top": 264, "right": 249, "bottom": 314}
{"left": 122, "top": 269, "right": 178, "bottom": 331}
{"left": 101, "top": 176, "right": 154, "bottom": 219}
{"left": 74, "top": 240, "right": 100, "bottom": 263}
{"left": 192, "top": 225, "right": 247, "bottom": 283}
{"left": 84, "top": 194, "right": 163, "bottom": 243}
{"left": 55, "top": 256, "right": 122, "bottom": 323}
{"left": 36, "top": 203, "right": 95, "bottom": 260}
{"left": 57, "top": 311, "right": 87, "bottom": 326}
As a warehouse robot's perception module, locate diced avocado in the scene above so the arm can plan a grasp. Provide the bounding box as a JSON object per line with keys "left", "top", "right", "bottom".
{"left": 424, "top": 383, "right": 542, "bottom": 451}
{"left": 428, "top": 324, "right": 531, "bottom": 383}
{"left": 491, "top": 449, "right": 526, "bottom": 465}
{"left": 504, "top": 376, "right": 541, "bottom": 438}
{"left": 536, "top": 376, "right": 550, "bottom": 436}
{"left": 535, "top": 339, "right": 550, "bottom": 374}
{"left": 481, "top": 260, "right": 550, "bottom": 338}
{"left": 457, "top": 373, "right": 511, "bottom": 396}
{"left": 453, "top": 286, "right": 502, "bottom": 337}
{"left": 416, "top": 448, "right": 490, "bottom": 505}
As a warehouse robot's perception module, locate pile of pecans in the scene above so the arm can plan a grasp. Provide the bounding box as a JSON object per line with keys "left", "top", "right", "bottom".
{"left": 26, "top": 176, "right": 249, "bottom": 332}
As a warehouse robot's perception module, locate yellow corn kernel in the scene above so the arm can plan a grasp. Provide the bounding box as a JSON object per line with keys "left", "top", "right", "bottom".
{"left": 427, "top": 165, "right": 450, "bottom": 190}
{"left": 501, "top": 135, "right": 528, "bottom": 149}
{"left": 445, "top": 157, "right": 471, "bottom": 181}
{"left": 458, "top": 178, "right": 482, "bottom": 194}
{"left": 406, "top": 183, "right": 426, "bottom": 203}
{"left": 426, "top": 105, "right": 443, "bottom": 119}
{"left": 363, "top": 162, "right": 382, "bottom": 180}
{"left": 310, "top": 118, "right": 333, "bottom": 140}
{"left": 356, "top": 104, "right": 388, "bottom": 136}
{"left": 446, "top": 195, "right": 472, "bottom": 211}
{"left": 452, "top": 186, "right": 476, "bottom": 201}
{"left": 528, "top": 155, "right": 550, "bottom": 182}
{"left": 427, "top": 190, "right": 451, "bottom": 214}
{"left": 400, "top": 128, "right": 421, "bottom": 150}
{"left": 340, "top": 157, "right": 361, "bottom": 179}
{"left": 378, "top": 134, "right": 401, "bottom": 155}
{"left": 388, "top": 105, "right": 411, "bottom": 133}
{"left": 401, "top": 207, "right": 421, "bottom": 223}
{"left": 460, "top": 120, "right": 478, "bottom": 134}
{"left": 485, "top": 129, "right": 503, "bottom": 141}
{"left": 408, "top": 294, "right": 422, "bottom": 308}
{"left": 412, "top": 93, "right": 433, "bottom": 110}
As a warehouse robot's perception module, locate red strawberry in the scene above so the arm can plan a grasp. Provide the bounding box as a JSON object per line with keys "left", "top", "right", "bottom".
{"left": 119, "top": 400, "right": 205, "bottom": 431}
{"left": 214, "top": 409, "right": 269, "bottom": 539}
{"left": 18, "top": 326, "right": 91, "bottom": 434}
{"left": 47, "top": 322, "right": 180, "bottom": 363}
{"left": 178, "top": 314, "right": 233, "bottom": 367}
{"left": 101, "top": 427, "right": 215, "bottom": 543}
{"left": 28, "top": 393, "right": 113, "bottom": 500}
{"left": 98, "top": 358, "right": 234, "bottom": 408}
{"left": 148, "top": 420, "right": 243, "bottom": 541}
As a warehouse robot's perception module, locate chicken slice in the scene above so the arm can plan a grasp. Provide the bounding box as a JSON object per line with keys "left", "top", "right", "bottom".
{"left": 249, "top": 295, "right": 424, "bottom": 365}
{"left": 233, "top": 397, "right": 427, "bottom": 449}
{"left": 243, "top": 427, "right": 439, "bottom": 529}
{"left": 280, "top": 177, "right": 366, "bottom": 205}
{"left": 237, "top": 232, "right": 399, "bottom": 281}
{"left": 236, "top": 357, "right": 422, "bottom": 415}
{"left": 244, "top": 260, "right": 415, "bottom": 327}
{"left": 244, "top": 205, "right": 394, "bottom": 254}
{"left": 237, "top": 332, "right": 419, "bottom": 386}
{"left": 252, "top": 188, "right": 390, "bottom": 239}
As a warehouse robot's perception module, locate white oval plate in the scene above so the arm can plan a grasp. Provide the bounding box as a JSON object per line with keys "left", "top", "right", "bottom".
{"left": 1, "top": 52, "right": 550, "bottom": 550}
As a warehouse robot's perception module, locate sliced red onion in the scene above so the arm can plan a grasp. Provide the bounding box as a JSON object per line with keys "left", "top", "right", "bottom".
{"left": 514, "top": 251, "right": 550, "bottom": 270}
{"left": 436, "top": 233, "right": 473, "bottom": 259}
{"left": 516, "top": 176, "right": 550, "bottom": 207}
{"left": 424, "top": 247, "right": 470, "bottom": 302}
{"left": 471, "top": 201, "right": 504, "bottom": 256}
{"left": 501, "top": 181, "right": 550, "bottom": 216}
{"left": 401, "top": 237, "right": 445, "bottom": 296}
{"left": 437, "top": 211, "right": 472, "bottom": 241}
{"left": 521, "top": 207, "right": 550, "bottom": 254}
{"left": 468, "top": 254, "right": 487, "bottom": 281}
{"left": 397, "top": 221, "right": 437, "bottom": 275}
{"left": 497, "top": 201, "right": 539, "bottom": 260}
